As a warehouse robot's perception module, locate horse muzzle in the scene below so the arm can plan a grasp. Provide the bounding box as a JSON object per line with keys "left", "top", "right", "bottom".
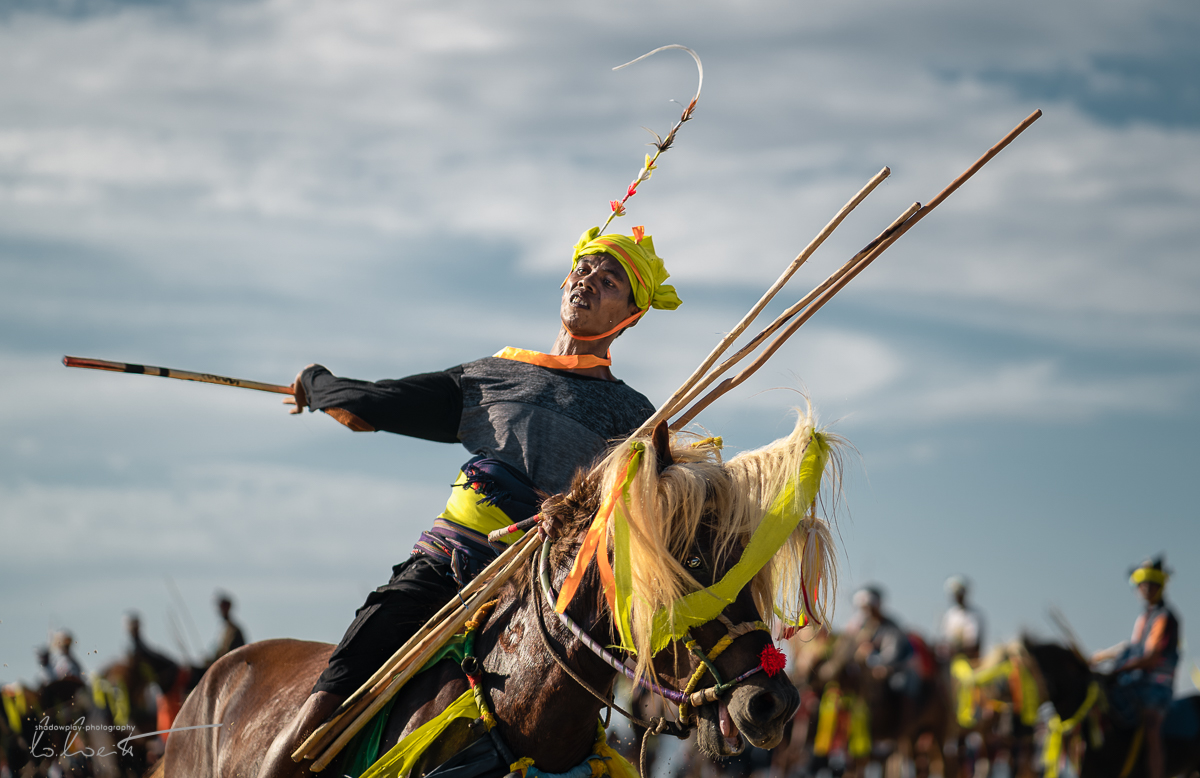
{"left": 695, "top": 677, "right": 799, "bottom": 757}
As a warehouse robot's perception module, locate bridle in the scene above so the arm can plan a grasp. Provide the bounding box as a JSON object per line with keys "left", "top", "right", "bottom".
{"left": 532, "top": 540, "right": 775, "bottom": 747}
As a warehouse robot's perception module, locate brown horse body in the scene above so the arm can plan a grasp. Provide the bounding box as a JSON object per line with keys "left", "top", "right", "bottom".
{"left": 165, "top": 558, "right": 795, "bottom": 777}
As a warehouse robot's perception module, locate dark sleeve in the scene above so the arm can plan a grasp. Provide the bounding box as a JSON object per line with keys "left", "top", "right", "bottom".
{"left": 300, "top": 364, "right": 464, "bottom": 443}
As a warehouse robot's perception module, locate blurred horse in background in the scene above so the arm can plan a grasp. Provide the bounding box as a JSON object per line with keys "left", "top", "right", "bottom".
{"left": 1024, "top": 638, "right": 1200, "bottom": 778}
{"left": 779, "top": 627, "right": 950, "bottom": 778}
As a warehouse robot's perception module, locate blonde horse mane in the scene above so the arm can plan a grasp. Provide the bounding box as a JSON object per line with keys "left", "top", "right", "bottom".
{"left": 588, "top": 407, "right": 843, "bottom": 681}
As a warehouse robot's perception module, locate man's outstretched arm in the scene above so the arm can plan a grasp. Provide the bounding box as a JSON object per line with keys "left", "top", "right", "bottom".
{"left": 286, "top": 363, "right": 464, "bottom": 442}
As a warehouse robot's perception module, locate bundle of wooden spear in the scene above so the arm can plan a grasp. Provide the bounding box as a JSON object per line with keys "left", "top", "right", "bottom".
{"left": 62, "top": 109, "right": 1041, "bottom": 772}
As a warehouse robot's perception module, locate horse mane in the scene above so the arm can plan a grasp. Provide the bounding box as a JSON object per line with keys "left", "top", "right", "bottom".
{"left": 535, "top": 407, "right": 841, "bottom": 681}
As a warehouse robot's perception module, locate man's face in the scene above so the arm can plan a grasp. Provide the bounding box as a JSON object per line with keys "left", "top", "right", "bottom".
{"left": 1137, "top": 581, "right": 1162, "bottom": 605}
{"left": 560, "top": 254, "right": 641, "bottom": 338}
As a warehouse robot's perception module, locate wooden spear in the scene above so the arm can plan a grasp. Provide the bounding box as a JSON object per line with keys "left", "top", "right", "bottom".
{"left": 632, "top": 166, "right": 891, "bottom": 437}
{"left": 664, "top": 201, "right": 922, "bottom": 421}
{"left": 294, "top": 536, "right": 530, "bottom": 759}
{"left": 62, "top": 356, "right": 292, "bottom": 395}
{"left": 295, "top": 532, "right": 542, "bottom": 770}
{"left": 670, "top": 109, "right": 1042, "bottom": 429}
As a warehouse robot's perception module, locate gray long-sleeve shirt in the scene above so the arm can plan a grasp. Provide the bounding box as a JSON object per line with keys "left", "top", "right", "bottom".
{"left": 301, "top": 356, "right": 654, "bottom": 495}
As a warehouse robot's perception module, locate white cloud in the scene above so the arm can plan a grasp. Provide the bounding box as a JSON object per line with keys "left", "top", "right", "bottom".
{"left": 0, "top": 0, "right": 1194, "bottom": 337}
{"left": 897, "top": 359, "right": 1191, "bottom": 423}
{"left": 680, "top": 327, "right": 1195, "bottom": 430}
{"left": 0, "top": 464, "right": 444, "bottom": 570}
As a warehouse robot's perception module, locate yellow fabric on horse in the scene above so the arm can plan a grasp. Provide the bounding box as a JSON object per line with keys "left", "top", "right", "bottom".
{"left": 359, "top": 689, "right": 635, "bottom": 778}
{"left": 646, "top": 432, "right": 829, "bottom": 653}
{"left": 812, "top": 684, "right": 840, "bottom": 757}
{"left": 1043, "top": 681, "right": 1099, "bottom": 778}
{"left": 951, "top": 655, "right": 1011, "bottom": 727}
{"left": 2, "top": 685, "right": 26, "bottom": 732}
{"left": 90, "top": 675, "right": 131, "bottom": 728}
{"left": 359, "top": 689, "right": 478, "bottom": 778}
{"left": 951, "top": 652, "right": 1041, "bottom": 728}
{"left": 848, "top": 696, "right": 871, "bottom": 759}
{"left": 583, "top": 723, "right": 639, "bottom": 778}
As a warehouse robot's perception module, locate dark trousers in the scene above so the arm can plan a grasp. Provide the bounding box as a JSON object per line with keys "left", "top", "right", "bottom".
{"left": 312, "top": 554, "right": 459, "bottom": 697}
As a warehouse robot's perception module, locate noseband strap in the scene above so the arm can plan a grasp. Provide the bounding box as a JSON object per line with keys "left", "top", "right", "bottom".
{"left": 678, "top": 616, "right": 771, "bottom": 720}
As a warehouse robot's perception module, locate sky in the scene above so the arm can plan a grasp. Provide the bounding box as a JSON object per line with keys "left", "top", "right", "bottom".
{"left": 1, "top": 0, "right": 1198, "bottom": 694}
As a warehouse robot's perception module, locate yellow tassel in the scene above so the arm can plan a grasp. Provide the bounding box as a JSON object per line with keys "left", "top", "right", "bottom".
{"left": 813, "top": 684, "right": 840, "bottom": 757}
{"left": 849, "top": 696, "right": 871, "bottom": 758}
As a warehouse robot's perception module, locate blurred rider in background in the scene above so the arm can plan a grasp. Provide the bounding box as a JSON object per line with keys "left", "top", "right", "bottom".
{"left": 938, "top": 575, "right": 984, "bottom": 661}
{"left": 1093, "top": 556, "right": 1180, "bottom": 778}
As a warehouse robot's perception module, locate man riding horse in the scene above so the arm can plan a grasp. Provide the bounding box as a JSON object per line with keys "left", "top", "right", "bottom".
{"left": 1092, "top": 556, "right": 1181, "bottom": 778}
{"left": 257, "top": 229, "right": 681, "bottom": 778}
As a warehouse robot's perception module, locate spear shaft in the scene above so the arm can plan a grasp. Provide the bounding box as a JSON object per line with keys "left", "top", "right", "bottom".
{"left": 670, "top": 109, "right": 1043, "bottom": 429}
{"left": 62, "top": 356, "right": 292, "bottom": 395}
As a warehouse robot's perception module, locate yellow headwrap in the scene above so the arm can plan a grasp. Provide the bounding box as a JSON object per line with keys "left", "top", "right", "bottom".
{"left": 569, "top": 227, "right": 682, "bottom": 313}
{"left": 1130, "top": 566, "right": 1168, "bottom": 586}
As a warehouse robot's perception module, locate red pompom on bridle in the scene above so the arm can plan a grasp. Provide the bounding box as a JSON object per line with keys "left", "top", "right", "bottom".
{"left": 760, "top": 644, "right": 787, "bottom": 677}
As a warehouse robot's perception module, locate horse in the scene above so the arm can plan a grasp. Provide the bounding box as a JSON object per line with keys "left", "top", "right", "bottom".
{"left": 92, "top": 648, "right": 197, "bottom": 776}
{"left": 1, "top": 675, "right": 126, "bottom": 777}
{"left": 1023, "top": 638, "right": 1200, "bottom": 777}
{"left": 784, "top": 627, "right": 950, "bottom": 778}
{"left": 942, "top": 641, "right": 1044, "bottom": 778}
{"left": 160, "top": 414, "right": 839, "bottom": 777}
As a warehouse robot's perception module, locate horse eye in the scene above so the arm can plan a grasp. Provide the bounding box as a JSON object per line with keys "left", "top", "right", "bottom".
{"left": 685, "top": 556, "right": 703, "bottom": 570}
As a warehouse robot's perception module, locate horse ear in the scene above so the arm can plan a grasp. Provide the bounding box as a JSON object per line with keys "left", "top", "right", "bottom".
{"left": 652, "top": 420, "right": 674, "bottom": 473}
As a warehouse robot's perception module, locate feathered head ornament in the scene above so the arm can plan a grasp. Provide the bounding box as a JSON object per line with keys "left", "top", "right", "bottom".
{"left": 563, "top": 45, "right": 701, "bottom": 338}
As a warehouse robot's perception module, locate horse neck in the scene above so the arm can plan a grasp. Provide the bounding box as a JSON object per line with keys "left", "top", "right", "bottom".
{"left": 477, "top": 573, "right": 619, "bottom": 773}
{"left": 1029, "top": 642, "right": 1093, "bottom": 720}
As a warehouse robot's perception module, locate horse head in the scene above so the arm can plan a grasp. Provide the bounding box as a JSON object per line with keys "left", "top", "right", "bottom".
{"left": 537, "top": 410, "right": 839, "bottom": 760}
{"left": 1021, "top": 636, "right": 1093, "bottom": 721}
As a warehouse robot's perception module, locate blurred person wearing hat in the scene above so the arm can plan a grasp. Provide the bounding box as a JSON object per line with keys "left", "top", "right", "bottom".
{"left": 821, "top": 585, "right": 918, "bottom": 701}
{"left": 1093, "top": 556, "right": 1180, "bottom": 778}
{"left": 259, "top": 228, "right": 681, "bottom": 778}
{"left": 938, "top": 575, "right": 984, "bottom": 661}
{"left": 50, "top": 630, "right": 84, "bottom": 682}
{"left": 850, "top": 586, "right": 917, "bottom": 693}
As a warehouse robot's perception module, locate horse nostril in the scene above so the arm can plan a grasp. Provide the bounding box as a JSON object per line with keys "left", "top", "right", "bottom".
{"left": 747, "top": 689, "right": 785, "bottom": 723}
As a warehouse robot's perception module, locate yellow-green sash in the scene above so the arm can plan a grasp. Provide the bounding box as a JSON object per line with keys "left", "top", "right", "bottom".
{"left": 645, "top": 433, "right": 828, "bottom": 653}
